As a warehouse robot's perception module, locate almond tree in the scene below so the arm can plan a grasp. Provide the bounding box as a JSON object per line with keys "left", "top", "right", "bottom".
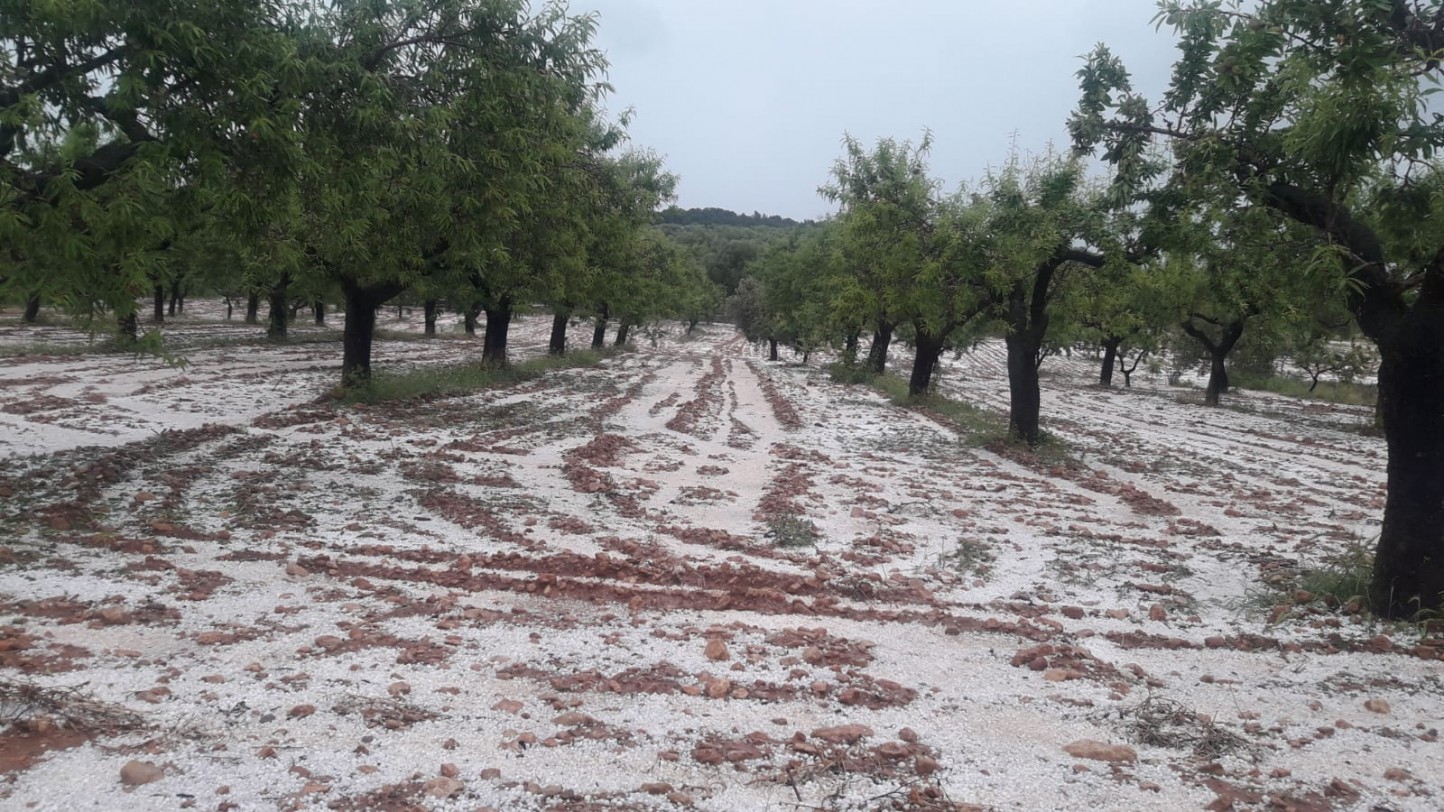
{"left": 1073, "top": 0, "right": 1444, "bottom": 615}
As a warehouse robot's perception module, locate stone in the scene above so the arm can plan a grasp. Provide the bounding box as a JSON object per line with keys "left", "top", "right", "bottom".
{"left": 287, "top": 704, "right": 316, "bottom": 719}
{"left": 120, "top": 760, "right": 164, "bottom": 786}
{"left": 640, "top": 782, "right": 673, "bottom": 794}
{"left": 1063, "top": 740, "right": 1136, "bottom": 764}
{"left": 440, "top": 763, "right": 460, "bottom": 778}
{"left": 898, "top": 727, "right": 919, "bottom": 743}
{"left": 1364, "top": 698, "right": 1392, "bottom": 714}
{"left": 914, "top": 755, "right": 940, "bottom": 776}
{"left": 703, "top": 638, "right": 729, "bottom": 661}
{"left": 1061, "top": 606, "right": 1085, "bottom": 620}
{"left": 1148, "top": 603, "right": 1167, "bottom": 622}
{"left": 285, "top": 562, "right": 309, "bottom": 577}
{"left": 387, "top": 681, "right": 411, "bottom": 697}
{"left": 422, "top": 777, "right": 464, "bottom": 799}
{"left": 1383, "top": 767, "right": 1411, "bottom": 782}
{"left": 480, "top": 768, "right": 502, "bottom": 780}
{"left": 812, "top": 724, "right": 873, "bottom": 744}
{"left": 492, "top": 699, "right": 523, "bottom": 714}
{"left": 98, "top": 607, "right": 128, "bottom": 625}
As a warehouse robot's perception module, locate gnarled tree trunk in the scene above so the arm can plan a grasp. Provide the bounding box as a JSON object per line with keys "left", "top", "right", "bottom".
{"left": 313, "top": 301, "right": 325, "bottom": 325}
{"left": 245, "top": 292, "right": 260, "bottom": 324}
{"left": 866, "top": 321, "right": 894, "bottom": 375}
{"left": 22, "top": 293, "right": 40, "bottom": 323}
{"left": 549, "top": 309, "right": 569, "bottom": 356}
{"left": 591, "top": 304, "right": 609, "bottom": 349}
{"left": 1180, "top": 316, "right": 1247, "bottom": 407}
{"left": 614, "top": 320, "right": 631, "bottom": 347}
{"left": 767, "top": 338, "right": 779, "bottom": 361}
{"left": 1099, "top": 336, "right": 1122, "bottom": 387}
{"left": 481, "top": 296, "right": 513, "bottom": 366}
{"left": 908, "top": 325, "right": 948, "bottom": 397}
{"left": 152, "top": 284, "right": 165, "bottom": 324}
{"left": 267, "top": 272, "right": 291, "bottom": 340}
{"left": 423, "top": 299, "right": 438, "bottom": 336}
{"left": 340, "top": 278, "right": 406, "bottom": 386}
{"left": 117, "top": 310, "right": 138, "bottom": 346}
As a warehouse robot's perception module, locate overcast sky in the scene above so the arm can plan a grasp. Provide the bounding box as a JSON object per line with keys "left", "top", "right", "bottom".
{"left": 568, "top": 0, "right": 1181, "bottom": 221}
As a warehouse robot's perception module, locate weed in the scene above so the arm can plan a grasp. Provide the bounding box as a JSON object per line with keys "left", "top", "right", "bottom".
{"left": 765, "top": 514, "right": 819, "bottom": 549}
{"left": 827, "top": 361, "right": 877, "bottom": 385}
{"left": 945, "top": 536, "right": 994, "bottom": 578}
{"left": 336, "top": 350, "right": 610, "bottom": 404}
{"left": 1232, "top": 371, "right": 1377, "bottom": 407}
{"left": 1114, "top": 695, "right": 1258, "bottom": 762}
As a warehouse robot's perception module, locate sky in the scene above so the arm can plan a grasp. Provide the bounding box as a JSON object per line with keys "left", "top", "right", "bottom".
{"left": 567, "top": 0, "right": 1182, "bottom": 221}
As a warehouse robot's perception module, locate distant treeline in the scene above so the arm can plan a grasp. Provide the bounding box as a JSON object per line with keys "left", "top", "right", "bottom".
{"left": 657, "top": 206, "right": 805, "bottom": 228}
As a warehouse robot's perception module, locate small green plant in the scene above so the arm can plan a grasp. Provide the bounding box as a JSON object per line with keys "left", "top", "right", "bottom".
{"left": 1231, "top": 371, "right": 1377, "bottom": 407}
{"left": 946, "top": 536, "right": 995, "bottom": 578}
{"left": 765, "top": 514, "right": 819, "bottom": 549}
{"left": 1296, "top": 541, "right": 1375, "bottom": 608}
{"left": 827, "top": 361, "right": 877, "bottom": 385}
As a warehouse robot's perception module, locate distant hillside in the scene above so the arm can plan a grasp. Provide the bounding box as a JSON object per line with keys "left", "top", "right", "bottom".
{"left": 657, "top": 206, "right": 803, "bottom": 228}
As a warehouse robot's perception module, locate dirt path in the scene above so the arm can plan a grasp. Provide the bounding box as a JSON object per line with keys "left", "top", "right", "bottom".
{"left": 0, "top": 317, "right": 1439, "bottom": 811}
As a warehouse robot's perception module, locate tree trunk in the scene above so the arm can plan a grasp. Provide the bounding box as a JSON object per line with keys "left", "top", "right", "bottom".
{"left": 908, "top": 327, "right": 948, "bottom": 397}
{"left": 614, "top": 321, "right": 631, "bottom": 347}
{"left": 843, "top": 330, "right": 860, "bottom": 366}
{"left": 768, "top": 338, "right": 779, "bottom": 361}
{"left": 168, "top": 277, "right": 182, "bottom": 316}
{"left": 1005, "top": 329, "right": 1043, "bottom": 444}
{"left": 1119, "top": 349, "right": 1145, "bottom": 388}
{"left": 313, "top": 301, "right": 325, "bottom": 325}
{"left": 686, "top": 319, "right": 698, "bottom": 335}
{"left": 117, "top": 310, "right": 138, "bottom": 346}
{"left": 245, "top": 292, "right": 260, "bottom": 324}
{"left": 152, "top": 284, "right": 165, "bottom": 324}
{"left": 1371, "top": 329, "right": 1444, "bottom": 616}
{"left": 22, "top": 293, "right": 39, "bottom": 323}
{"left": 549, "top": 309, "right": 569, "bottom": 356}
{"left": 1099, "top": 336, "right": 1122, "bottom": 387}
{"left": 481, "top": 296, "right": 513, "bottom": 366}
{"left": 267, "top": 272, "right": 290, "bottom": 340}
{"left": 340, "top": 278, "right": 405, "bottom": 386}
{"left": 463, "top": 303, "right": 479, "bottom": 336}
{"left": 225, "top": 298, "right": 233, "bottom": 320}
{"left": 1181, "top": 316, "right": 1247, "bottom": 408}
{"left": 866, "top": 321, "right": 894, "bottom": 375}
{"left": 1204, "top": 352, "right": 1229, "bottom": 407}
{"left": 424, "top": 299, "right": 438, "bottom": 337}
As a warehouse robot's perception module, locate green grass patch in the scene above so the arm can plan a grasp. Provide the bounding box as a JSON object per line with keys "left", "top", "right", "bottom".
{"left": 764, "top": 514, "right": 819, "bottom": 549}
{"left": 945, "top": 536, "right": 995, "bottom": 579}
{"left": 1232, "top": 372, "right": 1377, "bottom": 407}
{"left": 338, "top": 349, "right": 611, "bottom": 404}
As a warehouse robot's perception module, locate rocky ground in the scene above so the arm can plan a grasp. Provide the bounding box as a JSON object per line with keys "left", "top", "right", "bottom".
{"left": 0, "top": 306, "right": 1439, "bottom": 811}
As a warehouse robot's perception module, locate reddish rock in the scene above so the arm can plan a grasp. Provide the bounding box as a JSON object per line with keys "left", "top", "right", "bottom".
{"left": 120, "top": 760, "right": 164, "bottom": 786}
{"left": 1148, "top": 603, "right": 1167, "bottom": 622}
{"left": 287, "top": 704, "right": 316, "bottom": 719}
{"left": 480, "top": 767, "right": 502, "bottom": 780}
{"left": 641, "top": 782, "right": 673, "bottom": 794}
{"left": 492, "top": 699, "right": 523, "bottom": 714}
{"left": 98, "top": 607, "right": 129, "bottom": 625}
{"left": 703, "top": 638, "right": 729, "bottom": 661}
{"left": 812, "top": 724, "right": 873, "bottom": 744}
{"left": 423, "top": 777, "right": 464, "bottom": 799}
{"left": 914, "top": 755, "right": 940, "bottom": 776}
{"left": 1384, "top": 767, "right": 1412, "bottom": 781}
{"left": 1063, "top": 739, "right": 1136, "bottom": 763}
{"left": 1061, "top": 606, "right": 1085, "bottom": 620}
{"left": 387, "top": 681, "right": 411, "bottom": 697}
{"left": 440, "top": 763, "right": 460, "bottom": 778}
{"left": 1364, "top": 698, "right": 1392, "bottom": 714}
{"left": 285, "top": 562, "right": 309, "bottom": 577}
{"left": 898, "top": 727, "right": 919, "bottom": 743}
